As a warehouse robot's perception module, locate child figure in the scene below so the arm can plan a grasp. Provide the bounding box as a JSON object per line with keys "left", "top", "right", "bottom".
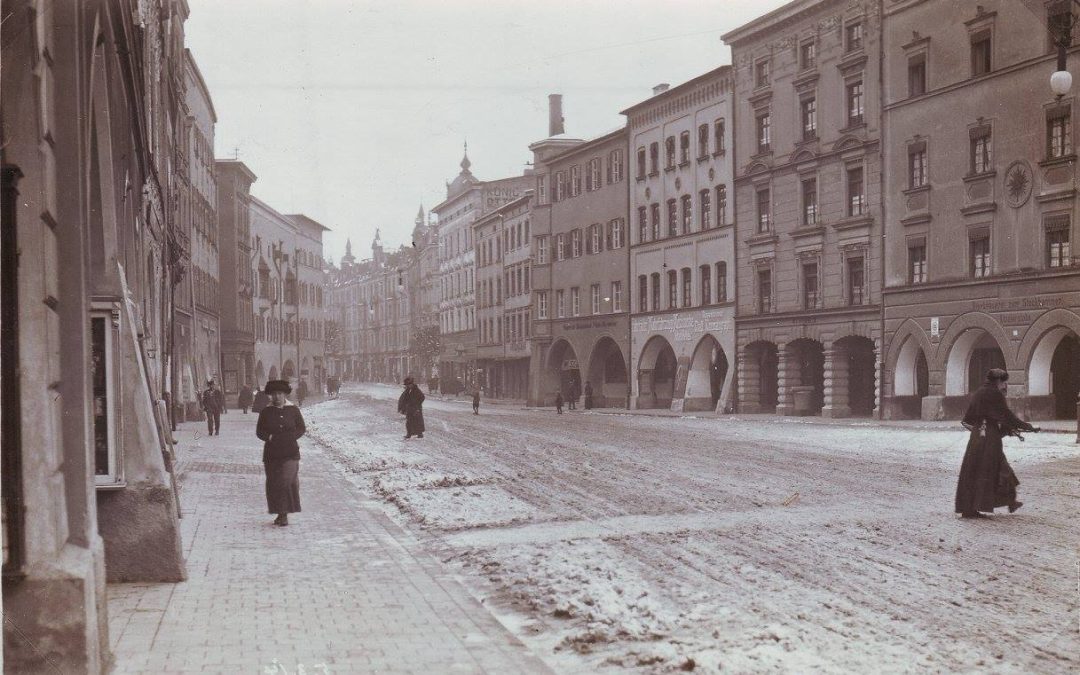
{"left": 555, "top": 390, "right": 564, "bottom": 414}
{"left": 472, "top": 388, "right": 481, "bottom": 415}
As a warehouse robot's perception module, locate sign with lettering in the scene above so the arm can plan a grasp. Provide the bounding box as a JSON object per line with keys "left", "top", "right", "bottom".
{"left": 484, "top": 186, "right": 523, "bottom": 209}
{"left": 930, "top": 317, "right": 939, "bottom": 337}
{"left": 971, "top": 295, "right": 1072, "bottom": 312}
{"left": 562, "top": 319, "right": 619, "bottom": 331}
{"left": 631, "top": 311, "right": 734, "bottom": 341}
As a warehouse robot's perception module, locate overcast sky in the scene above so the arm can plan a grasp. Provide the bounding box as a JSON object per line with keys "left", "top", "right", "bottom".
{"left": 185, "top": 0, "right": 790, "bottom": 264}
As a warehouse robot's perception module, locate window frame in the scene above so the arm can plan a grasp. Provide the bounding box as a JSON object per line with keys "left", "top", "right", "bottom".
{"left": 908, "top": 240, "right": 928, "bottom": 284}
{"left": 1045, "top": 214, "right": 1072, "bottom": 268}
{"left": 91, "top": 305, "right": 124, "bottom": 488}
{"left": 845, "top": 20, "right": 864, "bottom": 53}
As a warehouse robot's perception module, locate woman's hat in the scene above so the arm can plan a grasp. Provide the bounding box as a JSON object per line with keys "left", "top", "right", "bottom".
{"left": 265, "top": 379, "right": 292, "bottom": 394}
{"left": 403, "top": 377, "right": 415, "bottom": 386}
{"left": 985, "top": 368, "right": 1009, "bottom": 383}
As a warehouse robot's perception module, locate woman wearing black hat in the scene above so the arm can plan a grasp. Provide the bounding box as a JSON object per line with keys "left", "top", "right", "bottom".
{"left": 397, "top": 377, "right": 425, "bottom": 440}
{"left": 955, "top": 368, "right": 1039, "bottom": 519}
{"left": 256, "top": 380, "right": 305, "bottom": 526}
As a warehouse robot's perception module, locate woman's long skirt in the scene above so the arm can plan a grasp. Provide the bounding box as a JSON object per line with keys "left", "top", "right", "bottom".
{"left": 954, "top": 430, "right": 1018, "bottom": 514}
{"left": 265, "top": 458, "right": 301, "bottom": 514}
{"left": 405, "top": 409, "right": 425, "bottom": 436}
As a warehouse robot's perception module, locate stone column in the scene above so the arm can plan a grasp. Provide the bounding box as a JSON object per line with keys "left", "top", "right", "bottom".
{"left": 822, "top": 347, "right": 851, "bottom": 418}
{"left": 736, "top": 347, "right": 759, "bottom": 413}
{"left": 776, "top": 344, "right": 793, "bottom": 416}
{"left": 637, "top": 368, "right": 655, "bottom": 409}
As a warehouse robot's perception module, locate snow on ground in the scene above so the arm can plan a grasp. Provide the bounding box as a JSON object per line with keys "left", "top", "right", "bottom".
{"left": 306, "top": 383, "right": 1080, "bottom": 674}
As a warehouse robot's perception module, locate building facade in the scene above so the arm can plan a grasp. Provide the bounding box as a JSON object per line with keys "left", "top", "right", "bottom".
{"left": 286, "top": 214, "right": 330, "bottom": 394}
{"left": 409, "top": 208, "right": 441, "bottom": 385}
{"left": 725, "top": 0, "right": 883, "bottom": 418}
{"left": 216, "top": 160, "right": 257, "bottom": 397}
{"left": 880, "top": 0, "right": 1080, "bottom": 420}
{"left": 529, "top": 119, "right": 632, "bottom": 409}
{"left": 475, "top": 194, "right": 534, "bottom": 399}
{"left": 623, "top": 68, "right": 737, "bottom": 413}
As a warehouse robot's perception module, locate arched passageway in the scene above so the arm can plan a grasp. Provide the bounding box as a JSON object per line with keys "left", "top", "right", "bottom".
{"left": 585, "top": 337, "right": 627, "bottom": 408}
{"left": 637, "top": 336, "right": 677, "bottom": 409}
{"left": 282, "top": 360, "right": 296, "bottom": 381}
{"left": 833, "top": 336, "right": 876, "bottom": 417}
{"left": 255, "top": 361, "right": 266, "bottom": 388}
{"left": 742, "top": 341, "right": 778, "bottom": 413}
{"left": 545, "top": 339, "right": 581, "bottom": 404}
{"left": 945, "top": 329, "right": 1006, "bottom": 396}
{"left": 786, "top": 338, "right": 824, "bottom": 415}
{"left": 685, "top": 335, "right": 728, "bottom": 412}
{"left": 268, "top": 365, "right": 279, "bottom": 381}
{"left": 1028, "top": 329, "right": 1080, "bottom": 419}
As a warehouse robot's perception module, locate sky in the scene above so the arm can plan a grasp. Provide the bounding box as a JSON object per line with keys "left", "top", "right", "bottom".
{"left": 185, "top": 0, "right": 791, "bottom": 264}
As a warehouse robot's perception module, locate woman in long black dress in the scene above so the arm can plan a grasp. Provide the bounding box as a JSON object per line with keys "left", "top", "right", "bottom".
{"left": 955, "top": 368, "right": 1038, "bottom": 519}
{"left": 256, "top": 379, "right": 306, "bottom": 526}
{"left": 398, "top": 377, "right": 425, "bottom": 439}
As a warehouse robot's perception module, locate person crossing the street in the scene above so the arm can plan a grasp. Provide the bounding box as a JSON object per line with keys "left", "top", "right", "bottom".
{"left": 201, "top": 379, "right": 225, "bottom": 436}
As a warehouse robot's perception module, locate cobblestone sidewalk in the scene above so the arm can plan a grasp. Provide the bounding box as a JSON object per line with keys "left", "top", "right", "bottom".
{"left": 107, "top": 407, "right": 552, "bottom": 674}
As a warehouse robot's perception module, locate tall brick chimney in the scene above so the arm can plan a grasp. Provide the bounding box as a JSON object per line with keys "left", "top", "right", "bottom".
{"left": 548, "top": 94, "right": 565, "bottom": 136}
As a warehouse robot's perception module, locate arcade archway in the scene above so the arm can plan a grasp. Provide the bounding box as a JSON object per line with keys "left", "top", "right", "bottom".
{"left": 742, "top": 341, "right": 778, "bottom": 413}
{"left": 637, "top": 336, "right": 677, "bottom": 409}
{"left": 585, "top": 337, "right": 627, "bottom": 408}
{"left": 834, "top": 336, "right": 876, "bottom": 417}
{"left": 1028, "top": 328, "right": 1080, "bottom": 419}
{"left": 685, "top": 334, "right": 728, "bottom": 412}
{"left": 944, "top": 329, "right": 1006, "bottom": 396}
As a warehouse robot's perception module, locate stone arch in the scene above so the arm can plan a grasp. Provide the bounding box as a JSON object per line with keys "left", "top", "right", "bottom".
{"left": 545, "top": 339, "right": 581, "bottom": 403}
{"left": 741, "top": 340, "right": 779, "bottom": 413}
{"left": 943, "top": 329, "right": 1007, "bottom": 396}
{"left": 685, "top": 334, "right": 729, "bottom": 412}
{"left": 746, "top": 160, "right": 770, "bottom": 175}
{"left": 1017, "top": 309, "right": 1080, "bottom": 418}
{"left": 935, "top": 312, "right": 1012, "bottom": 373}
{"left": 832, "top": 335, "right": 877, "bottom": 417}
{"left": 255, "top": 361, "right": 265, "bottom": 388}
{"left": 1016, "top": 308, "right": 1080, "bottom": 387}
{"left": 893, "top": 334, "right": 930, "bottom": 397}
{"left": 833, "top": 135, "right": 863, "bottom": 152}
{"left": 282, "top": 360, "right": 296, "bottom": 380}
{"left": 790, "top": 149, "right": 817, "bottom": 164}
{"left": 885, "top": 319, "right": 935, "bottom": 377}
{"left": 637, "top": 335, "right": 677, "bottom": 409}
{"left": 785, "top": 337, "right": 825, "bottom": 415}
{"left": 268, "top": 365, "right": 279, "bottom": 381}
{"left": 584, "top": 336, "right": 627, "bottom": 409}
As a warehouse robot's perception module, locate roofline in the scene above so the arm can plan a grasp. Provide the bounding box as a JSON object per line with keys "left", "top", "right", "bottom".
{"left": 721, "top": 0, "right": 837, "bottom": 46}
{"left": 432, "top": 173, "right": 529, "bottom": 213}
{"left": 214, "top": 159, "right": 258, "bottom": 183}
{"left": 285, "top": 213, "right": 332, "bottom": 232}
{"left": 544, "top": 127, "right": 626, "bottom": 164}
{"left": 619, "top": 64, "right": 733, "bottom": 117}
{"left": 184, "top": 49, "right": 217, "bottom": 123}
{"left": 473, "top": 192, "right": 534, "bottom": 228}
{"left": 249, "top": 196, "right": 297, "bottom": 228}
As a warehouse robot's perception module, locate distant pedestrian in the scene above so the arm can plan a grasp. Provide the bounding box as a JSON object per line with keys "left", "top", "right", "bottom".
{"left": 472, "top": 387, "right": 481, "bottom": 415}
{"left": 238, "top": 384, "right": 254, "bottom": 414}
{"left": 256, "top": 379, "right": 305, "bottom": 527}
{"left": 297, "top": 379, "right": 309, "bottom": 407}
{"left": 955, "top": 368, "right": 1039, "bottom": 519}
{"left": 201, "top": 379, "right": 225, "bottom": 436}
{"left": 583, "top": 381, "right": 594, "bottom": 410}
{"left": 252, "top": 387, "right": 270, "bottom": 414}
{"left": 555, "top": 391, "right": 564, "bottom": 414}
{"left": 568, "top": 381, "right": 580, "bottom": 410}
{"left": 398, "top": 377, "right": 426, "bottom": 439}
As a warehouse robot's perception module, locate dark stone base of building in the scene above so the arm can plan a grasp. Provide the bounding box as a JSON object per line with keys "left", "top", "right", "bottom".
{"left": 97, "top": 484, "right": 187, "bottom": 583}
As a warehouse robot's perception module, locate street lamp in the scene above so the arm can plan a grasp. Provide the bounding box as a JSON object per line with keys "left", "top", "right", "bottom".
{"left": 1050, "top": 1, "right": 1079, "bottom": 97}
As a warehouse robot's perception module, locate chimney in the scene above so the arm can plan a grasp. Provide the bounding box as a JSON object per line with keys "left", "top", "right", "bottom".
{"left": 653, "top": 83, "right": 670, "bottom": 96}
{"left": 548, "top": 94, "right": 565, "bottom": 136}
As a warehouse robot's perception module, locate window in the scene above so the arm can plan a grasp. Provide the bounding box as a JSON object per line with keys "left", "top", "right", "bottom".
{"left": 700, "top": 265, "right": 712, "bottom": 305}
{"left": 716, "top": 262, "right": 728, "bottom": 302}
{"left": 847, "top": 257, "right": 866, "bottom": 305}
{"left": 700, "top": 189, "right": 711, "bottom": 229}
{"left": 755, "top": 59, "right": 770, "bottom": 87}
{"left": 802, "top": 177, "right": 817, "bottom": 226}
{"left": 650, "top": 272, "right": 660, "bottom": 310}
{"left": 555, "top": 171, "right": 567, "bottom": 201}
{"left": 638, "top": 206, "right": 648, "bottom": 242}
{"left": 536, "top": 235, "right": 549, "bottom": 264}
{"left": 1049, "top": 3, "right": 1074, "bottom": 51}
{"left": 802, "top": 263, "right": 819, "bottom": 309}
{"left": 800, "top": 40, "right": 816, "bottom": 69}
{"left": 681, "top": 195, "right": 692, "bottom": 234}
{"left": 909, "top": 144, "right": 928, "bottom": 188}
{"left": 716, "top": 185, "right": 727, "bottom": 226}
{"left": 556, "top": 233, "right": 565, "bottom": 261}
{"left": 908, "top": 54, "right": 926, "bottom": 97}
{"left": 756, "top": 112, "right": 772, "bottom": 153}
{"left": 591, "top": 284, "right": 601, "bottom": 314}
{"left": 556, "top": 290, "right": 565, "bottom": 318}
{"left": 909, "top": 242, "right": 927, "bottom": 283}
{"left": 846, "top": 21, "right": 863, "bottom": 52}
{"left": 971, "top": 30, "right": 992, "bottom": 76}
{"left": 667, "top": 199, "right": 678, "bottom": 237}
{"left": 681, "top": 268, "right": 692, "bottom": 307}
{"left": 570, "top": 165, "right": 581, "bottom": 196}
{"left": 571, "top": 229, "right": 581, "bottom": 257}
{"left": 714, "top": 119, "right": 725, "bottom": 153}
{"left": 757, "top": 187, "right": 771, "bottom": 232}
{"left": 1047, "top": 106, "right": 1072, "bottom": 158}
{"left": 847, "top": 166, "right": 866, "bottom": 216}
{"left": 668, "top": 270, "right": 678, "bottom": 308}
{"left": 1046, "top": 215, "right": 1072, "bottom": 267}
{"left": 698, "top": 124, "right": 709, "bottom": 159}
{"left": 970, "top": 127, "right": 992, "bottom": 174}
{"left": 571, "top": 287, "right": 580, "bottom": 316}
{"left": 588, "top": 158, "right": 601, "bottom": 191}
{"left": 610, "top": 150, "right": 624, "bottom": 183}
{"left": 591, "top": 224, "right": 601, "bottom": 254}
{"left": 649, "top": 142, "right": 659, "bottom": 174}
{"left": 757, "top": 269, "right": 772, "bottom": 313}
{"left": 611, "top": 219, "right": 624, "bottom": 249}
{"left": 639, "top": 275, "right": 648, "bottom": 311}
{"left": 637, "top": 147, "right": 647, "bottom": 179}
{"left": 537, "top": 174, "right": 549, "bottom": 204}
{"left": 665, "top": 136, "right": 676, "bottom": 169}
{"left": 971, "top": 233, "right": 994, "bottom": 278}
{"left": 801, "top": 97, "right": 817, "bottom": 140}
{"left": 650, "top": 203, "right": 660, "bottom": 240}
{"left": 847, "top": 80, "right": 864, "bottom": 126}
{"left": 612, "top": 281, "right": 622, "bottom": 312}
{"left": 91, "top": 310, "right": 121, "bottom": 484}
{"left": 679, "top": 131, "right": 690, "bottom": 164}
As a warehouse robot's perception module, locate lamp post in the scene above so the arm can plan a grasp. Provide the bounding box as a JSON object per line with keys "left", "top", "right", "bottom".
{"left": 1050, "top": 1, "right": 1079, "bottom": 97}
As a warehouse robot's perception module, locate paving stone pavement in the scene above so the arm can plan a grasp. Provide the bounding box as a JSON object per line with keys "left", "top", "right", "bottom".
{"left": 107, "top": 406, "right": 553, "bottom": 674}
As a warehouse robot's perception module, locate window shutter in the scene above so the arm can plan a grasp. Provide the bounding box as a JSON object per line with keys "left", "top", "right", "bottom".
{"left": 606, "top": 156, "right": 613, "bottom": 185}
{"left": 606, "top": 221, "right": 613, "bottom": 249}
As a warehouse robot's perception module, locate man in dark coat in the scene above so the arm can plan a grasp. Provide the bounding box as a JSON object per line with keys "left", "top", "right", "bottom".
{"left": 252, "top": 387, "right": 270, "bottom": 413}
{"left": 256, "top": 379, "right": 306, "bottom": 526}
{"left": 472, "top": 387, "right": 481, "bottom": 415}
{"left": 555, "top": 390, "right": 564, "bottom": 414}
{"left": 955, "top": 368, "right": 1039, "bottom": 518}
{"left": 583, "top": 381, "right": 594, "bottom": 410}
{"left": 568, "top": 381, "right": 579, "bottom": 410}
{"left": 297, "top": 379, "right": 309, "bottom": 407}
{"left": 201, "top": 379, "right": 225, "bottom": 435}
{"left": 398, "top": 377, "right": 426, "bottom": 439}
{"left": 238, "top": 384, "right": 254, "bottom": 414}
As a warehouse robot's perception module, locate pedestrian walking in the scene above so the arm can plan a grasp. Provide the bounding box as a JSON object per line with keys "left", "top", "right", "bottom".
{"left": 256, "top": 379, "right": 305, "bottom": 527}
{"left": 583, "top": 381, "right": 594, "bottom": 410}
{"left": 297, "top": 378, "right": 309, "bottom": 407}
{"left": 555, "top": 390, "right": 564, "bottom": 414}
{"left": 252, "top": 387, "right": 270, "bottom": 413}
{"left": 568, "top": 381, "right": 580, "bottom": 410}
{"left": 398, "top": 377, "right": 426, "bottom": 439}
{"left": 955, "top": 368, "right": 1040, "bottom": 519}
{"left": 201, "top": 379, "right": 225, "bottom": 436}
{"left": 238, "top": 383, "right": 254, "bottom": 414}
{"left": 472, "top": 387, "right": 481, "bottom": 415}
